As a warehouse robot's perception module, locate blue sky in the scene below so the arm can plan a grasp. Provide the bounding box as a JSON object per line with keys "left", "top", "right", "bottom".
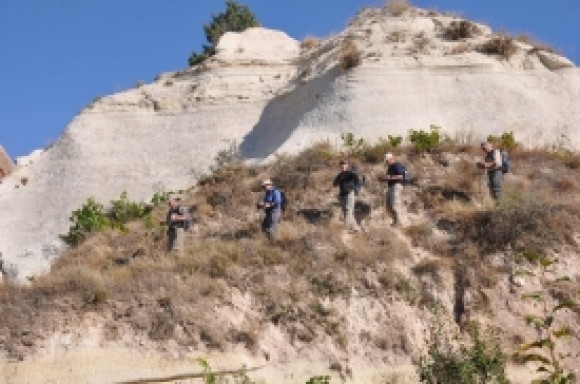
{"left": 1, "top": 0, "right": 578, "bottom": 159}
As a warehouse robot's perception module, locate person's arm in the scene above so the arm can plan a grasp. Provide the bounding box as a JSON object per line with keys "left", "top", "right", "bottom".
{"left": 170, "top": 207, "right": 187, "bottom": 223}
{"left": 333, "top": 173, "right": 341, "bottom": 187}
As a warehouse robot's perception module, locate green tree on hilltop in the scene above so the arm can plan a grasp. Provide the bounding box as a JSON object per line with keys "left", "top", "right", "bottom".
{"left": 188, "top": 0, "right": 259, "bottom": 66}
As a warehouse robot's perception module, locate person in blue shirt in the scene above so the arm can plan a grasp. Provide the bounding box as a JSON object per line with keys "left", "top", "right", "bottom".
{"left": 258, "top": 179, "right": 282, "bottom": 240}
{"left": 379, "top": 153, "right": 406, "bottom": 227}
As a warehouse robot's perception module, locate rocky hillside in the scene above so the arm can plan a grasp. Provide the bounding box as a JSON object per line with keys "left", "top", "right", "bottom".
{"left": 1, "top": 4, "right": 579, "bottom": 285}
{"left": 0, "top": 139, "right": 579, "bottom": 383}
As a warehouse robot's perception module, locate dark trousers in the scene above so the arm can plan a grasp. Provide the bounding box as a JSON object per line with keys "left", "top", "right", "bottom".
{"left": 262, "top": 208, "right": 281, "bottom": 240}
{"left": 488, "top": 170, "right": 502, "bottom": 200}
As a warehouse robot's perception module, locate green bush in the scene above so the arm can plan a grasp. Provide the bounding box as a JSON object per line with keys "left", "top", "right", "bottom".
{"left": 409, "top": 125, "right": 441, "bottom": 152}
{"left": 341, "top": 132, "right": 366, "bottom": 153}
{"left": 306, "top": 376, "right": 331, "bottom": 384}
{"left": 487, "top": 131, "right": 518, "bottom": 151}
{"left": 418, "top": 322, "right": 509, "bottom": 384}
{"left": 388, "top": 135, "right": 403, "bottom": 148}
{"left": 60, "top": 198, "right": 108, "bottom": 246}
{"left": 513, "top": 252, "right": 577, "bottom": 383}
{"left": 61, "top": 192, "right": 150, "bottom": 246}
{"left": 109, "top": 191, "right": 148, "bottom": 230}
{"left": 188, "top": 0, "right": 259, "bottom": 66}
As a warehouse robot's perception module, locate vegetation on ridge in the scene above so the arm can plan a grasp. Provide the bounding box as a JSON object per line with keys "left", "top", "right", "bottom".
{"left": 1, "top": 132, "right": 579, "bottom": 382}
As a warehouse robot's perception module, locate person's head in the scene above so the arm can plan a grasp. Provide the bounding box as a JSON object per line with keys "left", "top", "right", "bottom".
{"left": 168, "top": 195, "right": 181, "bottom": 208}
{"left": 339, "top": 159, "right": 349, "bottom": 171}
{"left": 480, "top": 141, "right": 493, "bottom": 153}
{"left": 262, "top": 179, "right": 273, "bottom": 190}
{"left": 384, "top": 152, "right": 395, "bottom": 165}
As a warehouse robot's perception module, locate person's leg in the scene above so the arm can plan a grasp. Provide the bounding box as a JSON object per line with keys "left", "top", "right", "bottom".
{"left": 490, "top": 171, "right": 502, "bottom": 201}
{"left": 387, "top": 185, "right": 398, "bottom": 225}
{"left": 339, "top": 194, "right": 348, "bottom": 221}
{"left": 167, "top": 228, "right": 176, "bottom": 252}
{"left": 346, "top": 191, "right": 359, "bottom": 230}
{"left": 269, "top": 208, "right": 281, "bottom": 240}
{"left": 393, "top": 183, "right": 404, "bottom": 226}
{"left": 262, "top": 209, "right": 273, "bottom": 239}
{"left": 174, "top": 227, "right": 185, "bottom": 251}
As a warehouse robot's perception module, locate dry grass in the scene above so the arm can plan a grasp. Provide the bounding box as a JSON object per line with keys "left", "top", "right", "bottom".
{"left": 477, "top": 36, "right": 517, "bottom": 61}
{"left": 300, "top": 36, "right": 321, "bottom": 51}
{"left": 452, "top": 200, "right": 580, "bottom": 255}
{"left": 339, "top": 39, "right": 362, "bottom": 70}
{"left": 443, "top": 20, "right": 481, "bottom": 40}
{"left": 386, "top": 0, "right": 411, "bottom": 16}
{"left": 515, "top": 34, "right": 557, "bottom": 54}
{"left": 1, "top": 141, "right": 578, "bottom": 364}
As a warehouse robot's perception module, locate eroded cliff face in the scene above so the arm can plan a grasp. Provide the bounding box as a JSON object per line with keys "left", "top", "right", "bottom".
{"left": 1, "top": 6, "right": 579, "bottom": 281}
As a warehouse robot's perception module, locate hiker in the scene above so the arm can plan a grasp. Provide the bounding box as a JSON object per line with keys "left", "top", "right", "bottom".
{"left": 379, "top": 153, "right": 406, "bottom": 227}
{"left": 477, "top": 141, "right": 503, "bottom": 201}
{"left": 164, "top": 195, "right": 188, "bottom": 252}
{"left": 332, "top": 159, "right": 361, "bottom": 232}
{"left": 258, "top": 179, "right": 282, "bottom": 240}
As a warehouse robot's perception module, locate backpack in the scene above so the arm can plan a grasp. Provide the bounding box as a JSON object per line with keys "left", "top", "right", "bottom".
{"left": 500, "top": 150, "right": 510, "bottom": 174}
{"left": 398, "top": 163, "right": 411, "bottom": 185}
{"left": 278, "top": 190, "right": 288, "bottom": 212}
{"left": 181, "top": 206, "right": 193, "bottom": 231}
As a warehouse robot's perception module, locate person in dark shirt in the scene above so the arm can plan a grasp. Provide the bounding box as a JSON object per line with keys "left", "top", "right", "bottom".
{"left": 379, "top": 153, "right": 406, "bottom": 227}
{"left": 164, "top": 195, "right": 187, "bottom": 252}
{"left": 333, "top": 159, "right": 361, "bottom": 232}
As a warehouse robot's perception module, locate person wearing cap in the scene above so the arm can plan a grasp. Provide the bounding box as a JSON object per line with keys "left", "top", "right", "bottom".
{"left": 164, "top": 195, "right": 188, "bottom": 252}
{"left": 379, "top": 153, "right": 406, "bottom": 227}
{"left": 477, "top": 141, "right": 503, "bottom": 201}
{"left": 333, "top": 159, "right": 361, "bottom": 232}
{"left": 259, "top": 179, "right": 283, "bottom": 240}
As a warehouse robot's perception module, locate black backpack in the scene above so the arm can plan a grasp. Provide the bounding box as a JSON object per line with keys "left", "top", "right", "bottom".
{"left": 180, "top": 206, "right": 193, "bottom": 231}
{"left": 500, "top": 150, "right": 511, "bottom": 174}
{"left": 279, "top": 190, "right": 288, "bottom": 211}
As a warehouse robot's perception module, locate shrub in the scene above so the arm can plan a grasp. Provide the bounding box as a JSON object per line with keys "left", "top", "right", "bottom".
{"left": 409, "top": 125, "right": 441, "bottom": 153}
{"left": 418, "top": 322, "right": 509, "bottom": 384}
{"left": 340, "top": 132, "right": 366, "bottom": 154}
{"left": 61, "top": 192, "right": 151, "bottom": 246}
{"left": 513, "top": 253, "right": 577, "bottom": 383}
{"left": 306, "top": 376, "right": 331, "bottom": 384}
{"left": 339, "top": 39, "right": 362, "bottom": 70}
{"left": 301, "top": 36, "right": 320, "bottom": 51}
{"left": 487, "top": 131, "right": 518, "bottom": 151}
{"left": 109, "top": 191, "right": 148, "bottom": 230}
{"left": 443, "top": 20, "right": 481, "bottom": 40}
{"left": 60, "top": 198, "right": 108, "bottom": 246}
{"left": 477, "top": 37, "right": 517, "bottom": 61}
{"left": 388, "top": 135, "right": 403, "bottom": 148}
{"left": 386, "top": 0, "right": 411, "bottom": 16}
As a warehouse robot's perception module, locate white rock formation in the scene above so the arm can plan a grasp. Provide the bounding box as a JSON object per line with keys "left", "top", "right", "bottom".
{"left": 0, "top": 7, "right": 579, "bottom": 282}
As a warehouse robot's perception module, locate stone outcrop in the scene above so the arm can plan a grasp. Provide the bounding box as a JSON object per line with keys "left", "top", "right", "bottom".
{"left": 0, "top": 7, "right": 579, "bottom": 282}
